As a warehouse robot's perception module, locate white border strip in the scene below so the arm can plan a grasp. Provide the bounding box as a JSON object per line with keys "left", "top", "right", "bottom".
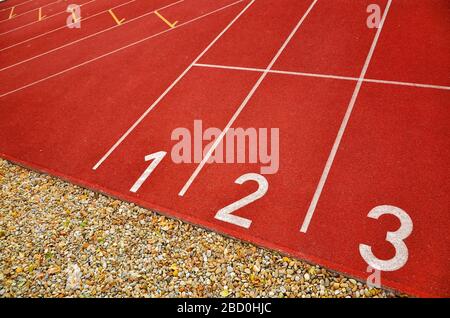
{"left": 300, "top": 0, "right": 393, "bottom": 233}
{"left": 178, "top": 0, "right": 319, "bottom": 196}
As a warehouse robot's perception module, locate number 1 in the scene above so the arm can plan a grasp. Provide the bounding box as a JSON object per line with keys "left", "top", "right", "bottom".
{"left": 130, "top": 151, "right": 167, "bottom": 193}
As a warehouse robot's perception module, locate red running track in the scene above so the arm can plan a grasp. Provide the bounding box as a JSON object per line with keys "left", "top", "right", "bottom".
{"left": 0, "top": 0, "right": 449, "bottom": 297}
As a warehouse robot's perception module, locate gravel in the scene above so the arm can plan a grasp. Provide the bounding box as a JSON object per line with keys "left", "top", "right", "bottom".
{"left": 0, "top": 158, "right": 402, "bottom": 298}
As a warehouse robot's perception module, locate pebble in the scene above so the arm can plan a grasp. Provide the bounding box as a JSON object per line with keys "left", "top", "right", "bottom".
{"left": 0, "top": 159, "right": 400, "bottom": 298}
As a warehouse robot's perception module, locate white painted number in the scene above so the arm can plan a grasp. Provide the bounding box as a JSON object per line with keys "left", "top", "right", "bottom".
{"left": 215, "top": 173, "right": 268, "bottom": 229}
{"left": 359, "top": 205, "right": 413, "bottom": 271}
{"left": 130, "top": 151, "right": 167, "bottom": 193}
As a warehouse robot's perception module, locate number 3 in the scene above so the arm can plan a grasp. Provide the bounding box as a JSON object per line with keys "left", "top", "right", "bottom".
{"left": 215, "top": 173, "right": 268, "bottom": 229}
{"left": 359, "top": 205, "right": 413, "bottom": 271}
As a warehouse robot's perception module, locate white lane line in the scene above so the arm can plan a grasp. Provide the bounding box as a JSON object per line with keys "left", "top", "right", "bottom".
{"left": 179, "top": 0, "right": 319, "bottom": 197}
{"left": 0, "top": 0, "right": 61, "bottom": 23}
{"left": 0, "top": 0, "right": 247, "bottom": 100}
{"left": 0, "top": 0, "right": 133, "bottom": 52}
{"left": 194, "top": 63, "right": 360, "bottom": 82}
{"left": 0, "top": 0, "right": 184, "bottom": 72}
{"left": 92, "top": 0, "right": 253, "bottom": 170}
{"left": 300, "top": 0, "right": 393, "bottom": 233}
{"left": 363, "top": 78, "right": 450, "bottom": 91}
{"left": 0, "top": 0, "right": 34, "bottom": 12}
{"left": 0, "top": 0, "right": 96, "bottom": 37}
{"left": 194, "top": 63, "right": 450, "bottom": 91}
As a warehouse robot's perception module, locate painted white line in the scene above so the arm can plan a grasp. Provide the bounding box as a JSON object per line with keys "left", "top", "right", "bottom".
{"left": 194, "top": 63, "right": 450, "bottom": 91}
{"left": 179, "top": 0, "right": 319, "bottom": 197}
{"left": 300, "top": 0, "right": 393, "bottom": 233}
{"left": 363, "top": 78, "right": 450, "bottom": 91}
{"left": 0, "top": 0, "right": 133, "bottom": 52}
{"left": 0, "top": 0, "right": 62, "bottom": 23}
{"left": 0, "top": 0, "right": 183, "bottom": 72}
{"left": 194, "top": 63, "right": 360, "bottom": 82}
{"left": 0, "top": 0, "right": 96, "bottom": 37}
{"left": 92, "top": 0, "right": 253, "bottom": 170}
{"left": 0, "top": 0, "right": 34, "bottom": 12}
{"left": 0, "top": 0, "right": 247, "bottom": 100}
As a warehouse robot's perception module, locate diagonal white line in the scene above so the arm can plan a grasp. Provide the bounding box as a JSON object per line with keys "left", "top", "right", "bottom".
{"left": 300, "top": 0, "right": 393, "bottom": 233}
{"left": 0, "top": 0, "right": 62, "bottom": 23}
{"left": 0, "top": 0, "right": 119, "bottom": 50}
{"left": 0, "top": 0, "right": 247, "bottom": 100}
{"left": 179, "top": 0, "right": 319, "bottom": 196}
{"left": 92, "top": 0, "right": 253, "bottom": 170}
{"left": 0, "top": 0, "right": 95, "bottom": 36}
{"left": 0, "top": 0, "right": 34, "bottom": 12}
{"left": 0, "top": 0, "right": 183, "bottom": 72}
{"left": 194, "top": 63, "right": 360, "bottom": 82}
{"left": 193, "top": 63, "right": 450, "bottom": 91}
{"left": 363, "top": 78, "right": 450, "bottom": 91}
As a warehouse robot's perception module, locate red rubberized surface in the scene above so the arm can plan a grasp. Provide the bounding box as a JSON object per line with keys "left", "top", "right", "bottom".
{"left": 1, "top": 0, "right": 449, "bottom": 297}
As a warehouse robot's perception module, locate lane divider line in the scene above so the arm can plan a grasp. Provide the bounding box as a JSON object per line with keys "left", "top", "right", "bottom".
{"left": 300, "top": 0, "right": 393, "bottom": 233}
{"left": 0, "top": 0, "right": 184, "bottom": 72}
{"left": 0, "top": 0, "right": 33, "bottom": 12}
{"left": 0, "top": 0, "right": 247, "bottom": 101}
{"left": 178, "top": 0, "right": 319, "bottom": 197}
{"left": 0, "top": 0, "right": 97, "bottom": 36}
{"left": 1, "top": 0, "right": 62, "bottom": 23}
{"left": 193, "top": 63, "right": 450, "bottom": 91}
{"left": 92, "top": 0, "right": 252, "bottom": 170}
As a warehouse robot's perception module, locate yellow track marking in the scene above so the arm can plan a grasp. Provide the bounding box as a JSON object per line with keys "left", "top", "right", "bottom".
{"left": 108, "top": 9, "right": 125, "bottom": 25}
{"left": 154, "top": 10, "right": 178, "bottom": 28}
{"left": 9, "top": 7, "right": 17, "bottom": 19}
{"left": 38, "top": 8, "right": 46, "bottom": 21}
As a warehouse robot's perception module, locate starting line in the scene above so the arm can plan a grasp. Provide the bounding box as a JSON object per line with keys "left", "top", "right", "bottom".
{"left": 0, "top": 0, "right": 449, "bottom": 297}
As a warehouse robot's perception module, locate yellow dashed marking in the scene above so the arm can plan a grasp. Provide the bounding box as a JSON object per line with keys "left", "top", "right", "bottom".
{"left": 38, "top": 8, "right": 46, "bottom": 21}
{"left": 9, "top": 7, "right": 17, "bottom": 19}
{"left": 154, "top": 10, "right": 178, "bottom": 28}
{"left": 108, "top": 9, "right": 125, "bottom": 25}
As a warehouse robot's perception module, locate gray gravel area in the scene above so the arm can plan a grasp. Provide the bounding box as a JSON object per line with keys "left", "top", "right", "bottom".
{"left": 0, "top": 158, "right": 402, "bottom": 298}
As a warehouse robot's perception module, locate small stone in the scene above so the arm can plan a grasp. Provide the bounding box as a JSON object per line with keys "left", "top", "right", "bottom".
{"left": 47, "top": 266, "right": 61, "bottom": 275}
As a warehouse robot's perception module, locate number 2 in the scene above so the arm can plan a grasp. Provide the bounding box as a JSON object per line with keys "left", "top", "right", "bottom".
{"left": 359, "top": 205, "right": 413, "bottom": 271}
{"left": 215, "top": 173, "right": 268, "bottom": 229}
